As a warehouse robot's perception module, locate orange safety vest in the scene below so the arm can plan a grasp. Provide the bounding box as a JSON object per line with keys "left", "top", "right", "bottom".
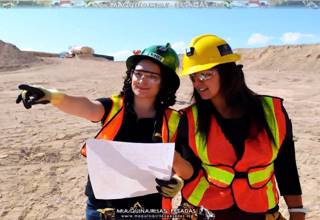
{"left": 182, "top": 96, "right": 287, "bottom": 213}
{"left": 80, "top": 95, "right": 181, "bottom": 215}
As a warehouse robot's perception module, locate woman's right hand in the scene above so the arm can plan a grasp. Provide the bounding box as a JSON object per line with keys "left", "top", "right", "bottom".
{"left": 155, "top": 175, "right": 184, "bottom": 198}
{"left": 16, "top": 84, "right": 64, "bottom": 109}
{"left": 16, "top": 84, "right": 105, "bottom": 122}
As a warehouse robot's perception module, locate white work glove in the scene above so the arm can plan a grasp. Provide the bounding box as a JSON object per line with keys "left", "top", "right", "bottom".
{"left": 155, "top": 175, "right": 184, "bottom": 198}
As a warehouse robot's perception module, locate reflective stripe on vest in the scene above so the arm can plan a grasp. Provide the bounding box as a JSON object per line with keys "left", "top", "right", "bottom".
{"left": 188, "top": 175, "right": 209, "bottom": 206}
{"left": 104, "top": 95, "right": 124, "bottom": 125}
{"left": 189, "top": 106, "right": 209, "bottom": 163}
{"left": 96, "top": 95, "right": 125, "bottom": 140}
{"left": 182, "top": 96, "right": 286, "bottom": 212}
{"left": 202, "top": 164, "right": 234, "bottom": 188}
{"left": 248, "top": 163, "right": 274, "bottom": 188}
{"left": 261, "top": 96, "right": 286, "bottom": 161}
{"left": 162, "top": 109, "right": 180, "bottom": 142}
{"left": 81, "top": 95, "right": 124, "bottom": 157}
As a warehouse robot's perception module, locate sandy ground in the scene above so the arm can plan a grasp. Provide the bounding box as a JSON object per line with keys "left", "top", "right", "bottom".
{"left": 0, "top": 43, "right": 319, "bottom": 219}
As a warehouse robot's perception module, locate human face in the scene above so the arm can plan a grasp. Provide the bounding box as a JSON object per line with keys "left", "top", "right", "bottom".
{"left": 190, "top": 68, "right": 220, "bottom": 100}
{"left": 131, "top": 59, "right": 161, "bottom": 99}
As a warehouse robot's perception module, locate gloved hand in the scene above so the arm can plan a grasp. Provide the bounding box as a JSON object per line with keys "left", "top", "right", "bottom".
{"left": 16, "top": 84, "right": 64, "bottom": 109}
{"left": 155, "top": 174, "right": 184, "bottom": 198}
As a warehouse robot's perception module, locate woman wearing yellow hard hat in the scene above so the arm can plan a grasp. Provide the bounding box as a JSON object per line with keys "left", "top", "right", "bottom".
{"left": 175, "top": 34, "right": 305, "bottom": 220}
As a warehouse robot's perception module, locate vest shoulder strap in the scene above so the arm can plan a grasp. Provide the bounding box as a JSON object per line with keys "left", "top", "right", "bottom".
{"left": 261, "top": 96, "right": 286, "bottom": 149}
{"left": 103, "top": 94, "right": 124, "bottom": 126}
{"left": 163, "top": 108, "right": 181, "bottom": 142}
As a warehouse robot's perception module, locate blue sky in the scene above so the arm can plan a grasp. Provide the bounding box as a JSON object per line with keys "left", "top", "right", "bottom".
{"left": 0, "top": 8, "right": 319, "bottom": 60}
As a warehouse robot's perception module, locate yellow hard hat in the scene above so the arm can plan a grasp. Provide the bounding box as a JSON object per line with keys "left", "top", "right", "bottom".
{"left": 180, "top": 34, "right": 241, "bottom": 76}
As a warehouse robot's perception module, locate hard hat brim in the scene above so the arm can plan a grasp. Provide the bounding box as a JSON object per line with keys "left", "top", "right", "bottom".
{"left": 126, "top": 54, "right": 153, "bottom": 70}
{"left": 179, "top": 53, "right": 241, "bottom": 76}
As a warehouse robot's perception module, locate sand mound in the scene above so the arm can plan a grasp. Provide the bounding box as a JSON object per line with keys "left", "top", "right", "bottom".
{"left": 236, "top": 44, "right": 320, "bottom": 73}
{"left": 0, "top": 40, "right": 41, "bottom": 72}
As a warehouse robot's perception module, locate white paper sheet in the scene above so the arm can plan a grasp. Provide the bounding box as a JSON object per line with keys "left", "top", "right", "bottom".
{"left": 85, "top": 139, "right": 174, "bottom": 199}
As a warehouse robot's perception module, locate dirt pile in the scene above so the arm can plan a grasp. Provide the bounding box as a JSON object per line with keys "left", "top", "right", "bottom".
{"left": 236, "top": 44, "right": 320, "bottom": 73}
{"left": 0, "top": 40, "right": 41, "bottom": 72}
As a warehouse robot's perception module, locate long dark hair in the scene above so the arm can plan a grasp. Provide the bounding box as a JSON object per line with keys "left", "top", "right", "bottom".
{"left": 194, "top": 62, "right": 274, "bottom": 142}
{"left": 120, "top": 59, "right": 180, "bottom": 142}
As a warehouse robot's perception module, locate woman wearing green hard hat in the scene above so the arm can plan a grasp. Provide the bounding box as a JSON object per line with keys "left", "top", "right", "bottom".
{"left": 16, "top": 43, "right": 194, "bottom": 220}
{"left": 169, "top": 34, "right": 305, "bottom": 220}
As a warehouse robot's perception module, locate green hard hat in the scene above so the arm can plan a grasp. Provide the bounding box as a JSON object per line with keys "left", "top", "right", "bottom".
{"left": 126, "top": 43, "right": 179, "bottom": 73}
{"left": 126, "top": 43, "right": 180, "bottom": 101}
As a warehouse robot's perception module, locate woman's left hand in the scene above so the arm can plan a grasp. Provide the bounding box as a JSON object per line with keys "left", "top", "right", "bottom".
{"left": 284, "top": 195, "right": 305, "bottom": 220}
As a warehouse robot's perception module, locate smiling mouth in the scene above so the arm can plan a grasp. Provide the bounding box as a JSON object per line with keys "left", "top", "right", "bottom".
{"left": 198, "top": 88, "right": 207, "bottom": 92}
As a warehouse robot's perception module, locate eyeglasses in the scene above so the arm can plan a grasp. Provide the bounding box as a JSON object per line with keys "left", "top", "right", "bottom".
{"left": 132, "top": 70, "right": 161, "bottom": 84}
{"left": 189, "top": 70, "right": 217, "bottom": 82}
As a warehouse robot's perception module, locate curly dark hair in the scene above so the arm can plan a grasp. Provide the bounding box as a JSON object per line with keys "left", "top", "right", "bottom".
{"left": 120, "top": 58, "right": 180, "bottom": 112}
{"left": 193, "top": 62, "right": 274, "bottom": 143}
